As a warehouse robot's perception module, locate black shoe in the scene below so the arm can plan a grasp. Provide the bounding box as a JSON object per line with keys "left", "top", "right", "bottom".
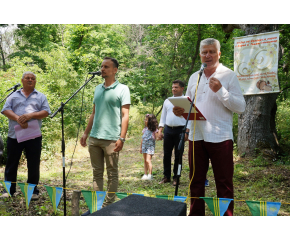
{"left": 159, "top": 177, "right": 171, "bottom": 184}
{"left": 81, "top": 209, "right": 91, "bottom": 216}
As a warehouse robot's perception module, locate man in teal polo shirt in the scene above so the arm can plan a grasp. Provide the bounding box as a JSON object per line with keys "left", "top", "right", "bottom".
{"left": 80, "top": 57, "right": 130, "bottom": 212}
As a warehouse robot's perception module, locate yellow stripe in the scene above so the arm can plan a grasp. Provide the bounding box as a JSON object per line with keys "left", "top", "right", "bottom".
{"left": 213, "top": 198, "right": 220, "bottom": 216}
{"left": 53, "top": 187, "right": 56, "bottom": 213}
{"left": 92, "top": 191, "right": 98, "bottom": 212}
{"left": 24, "top": 183, "right": 28, "bottom": 210}
{"left": 262, "top": 201, "right": 267, "bottom": 216}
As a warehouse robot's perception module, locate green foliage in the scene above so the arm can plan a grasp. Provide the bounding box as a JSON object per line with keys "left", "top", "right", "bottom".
{"left": 1, "top": 24, "right": 290, "bottom": 165}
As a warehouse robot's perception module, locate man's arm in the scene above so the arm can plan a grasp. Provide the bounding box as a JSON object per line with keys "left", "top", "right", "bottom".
{"left": 157, "top": 127, "right": 164, "bottom": 140}
{"left": 2, "top": 110, "right": 28, "bottom": 129}
{"left": 157, "top": 101, "right": 167, "bottom": 140}
{"left": 17, "top": 110, "right": 49, "bottom": 124}
{"left": 114, "top": 104, "right": 130, "bottom": 152}
{"left": 80, "top": 105, "right": 95, "bottom": 147}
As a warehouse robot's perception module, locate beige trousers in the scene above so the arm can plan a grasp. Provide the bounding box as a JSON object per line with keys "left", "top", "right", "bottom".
{"left": 88, "top": 137, "right": 119, "bottom": 207}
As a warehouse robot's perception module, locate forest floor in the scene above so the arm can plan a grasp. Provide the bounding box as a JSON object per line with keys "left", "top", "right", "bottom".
{"left": 1, "top": 136, "right": 290, "bottom": 216}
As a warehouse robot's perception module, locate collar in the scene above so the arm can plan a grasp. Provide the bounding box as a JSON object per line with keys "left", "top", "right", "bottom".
{"left": 172, "top": 94, "right": 184, "bottom": 97}
{"left": 205, "top": 63, "right": 224, "bottom": 79}
{"left": 102, "top": 80, "right": 119, "bottom": 90}
{"left": 17, "top": 88, "right": 38, "bottom": 94}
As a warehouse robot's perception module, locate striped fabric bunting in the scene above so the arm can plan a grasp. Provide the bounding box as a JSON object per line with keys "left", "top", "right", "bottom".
{"left": 245, "top": 201, "right": 281, "bottom": 216}
{"left": 17, "top": 183, "right": 36, "bottom": 210}
{"left": 81, "top": 190, "right": 106, "bottom": 213}
{"left": 201, "top": 197, "right": 233, "bottom": 216}
{"left": 44, "top": 185, "right": 63, "bottom": 214}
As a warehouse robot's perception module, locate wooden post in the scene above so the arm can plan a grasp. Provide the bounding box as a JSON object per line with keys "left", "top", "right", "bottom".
{"left": 71, "top": 190, "right": 81, "bottom": 216}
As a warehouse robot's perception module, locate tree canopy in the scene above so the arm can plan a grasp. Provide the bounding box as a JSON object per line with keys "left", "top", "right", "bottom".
{"left": 1, "top": 24, "right": 290, "bottom": 160}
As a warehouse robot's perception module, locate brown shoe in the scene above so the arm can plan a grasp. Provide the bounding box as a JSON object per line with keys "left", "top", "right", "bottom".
{"left": 172, "top": 178, "right": 180, "bottom": 186}
{"left": 159, "top": 177, "right": 171, "bottom": 184}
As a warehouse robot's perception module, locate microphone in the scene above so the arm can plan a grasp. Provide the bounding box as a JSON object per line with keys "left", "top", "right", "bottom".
{"left": 6, "top": 83, "right": 21, "bottom": 92}
{"left": 200, "top": 63, "right": 207, "bottom": 72}
{"left": 88, "top": 71, "right": 101, "bottom": 76}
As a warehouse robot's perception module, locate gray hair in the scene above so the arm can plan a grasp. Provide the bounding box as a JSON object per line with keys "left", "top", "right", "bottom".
{"left": 200, "top": 38, "right": 221, "bottom": 53}
{"left": 22, "top": 71, "right": 36, "bottom": 79}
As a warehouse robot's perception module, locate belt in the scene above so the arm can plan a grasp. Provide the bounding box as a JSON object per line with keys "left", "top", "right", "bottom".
{"left": 166, "top": 125, "right": 184, "bottom": 129}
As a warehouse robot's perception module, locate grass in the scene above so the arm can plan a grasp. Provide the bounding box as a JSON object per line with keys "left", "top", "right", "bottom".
{"left": 1, "top": 136, "right": 290, "bottom": 216}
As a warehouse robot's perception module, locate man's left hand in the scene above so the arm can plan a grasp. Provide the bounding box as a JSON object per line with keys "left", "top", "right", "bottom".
{"left": 209, "top": 77, "right": 222, "bottom": 93}
{"left": 18, "top": 113, "right": 33, "bottom": 124}
{"left": 114, "top": 139, "right": 124, "bottom": 152}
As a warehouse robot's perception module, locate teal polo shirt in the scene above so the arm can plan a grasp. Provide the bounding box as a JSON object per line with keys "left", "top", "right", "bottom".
{"left": 90, "top": 80, "right": 131, "bottom": 141}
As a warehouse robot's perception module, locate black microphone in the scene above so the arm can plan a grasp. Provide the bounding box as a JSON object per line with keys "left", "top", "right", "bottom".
{"left": 88, "top": 71, "right": 101, "bottom": 76}
{"left": 6, "top": 83, "right": 21, "bottom": 92}
{"left": 200, "top": 63, "right": 207, "bottom": 72}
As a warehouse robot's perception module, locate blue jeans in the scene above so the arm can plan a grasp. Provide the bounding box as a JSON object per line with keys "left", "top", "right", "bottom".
{"left": 4, "top": 136, "right": 42, "bottom": 195}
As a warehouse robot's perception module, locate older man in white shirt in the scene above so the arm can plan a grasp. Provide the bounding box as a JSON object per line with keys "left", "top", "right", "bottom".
{"left": 158, "top": 80, "right": 190, "bottom": 186}
{"left": 174, "top": 38, "right": 246, "bottom": 216}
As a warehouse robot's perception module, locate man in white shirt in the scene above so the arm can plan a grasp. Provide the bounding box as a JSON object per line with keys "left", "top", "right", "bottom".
{"left": 174, "top": 38, "right": 246, "bottom": 216}
{"left": 158, "top": 80, "right": 190, "bottom": 186}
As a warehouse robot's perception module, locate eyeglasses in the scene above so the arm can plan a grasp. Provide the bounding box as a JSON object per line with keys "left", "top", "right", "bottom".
{"left": 24, "top": 77, "right": 36, "bottom": 80}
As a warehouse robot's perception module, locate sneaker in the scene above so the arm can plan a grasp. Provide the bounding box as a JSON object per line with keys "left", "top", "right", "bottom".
{"left": 81, "top": 209, "right": 91, "bottom": 216}
{"left": 147, "top": 174, "right": 153, "bottom": 180}
{"left": 31, "top": 194, "right": 39, "bottom": 200}
{"left": 141, "top": 174, "right": 148, "bottom": 180}
{"left": 205, "top": 179, "right": 209, "bottom": 187}
{"left": 0, "top": 192, "right": 10, "bottom": 199}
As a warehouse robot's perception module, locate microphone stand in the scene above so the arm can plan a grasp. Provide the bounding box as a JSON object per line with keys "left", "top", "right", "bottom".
{"left": 50, "top": 73, "right": 97, "bottom": 216}
{"left": 174, "top": 67, "right": 205, "bottom": 196}
{"left": 0, "top": 85, "right": 20, "bottom": 104}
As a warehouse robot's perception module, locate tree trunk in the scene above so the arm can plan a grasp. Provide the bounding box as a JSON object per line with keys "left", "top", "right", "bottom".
{"left": 71, "top": 190, "right": 81, "bottom": 216}
{"left": 0, "top": 35, "right": 6, "bottom": 71}
{"left": 223, "top": 24, "right": 280, "bottom": 157}
{"left": 237, "top": 93, "right": 279, "bottom": 156}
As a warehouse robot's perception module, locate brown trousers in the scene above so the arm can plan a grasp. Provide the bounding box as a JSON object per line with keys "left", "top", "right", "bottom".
{"left": 188, "top": 140, "right": 234, "bottom": 216}
{"left": 88, "top": 137, "right": 119, "bottom": 207}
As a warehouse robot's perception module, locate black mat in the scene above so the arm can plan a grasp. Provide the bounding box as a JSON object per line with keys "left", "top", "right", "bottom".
{"left": 89, "top": 194, "right": 187, "bottom": 216}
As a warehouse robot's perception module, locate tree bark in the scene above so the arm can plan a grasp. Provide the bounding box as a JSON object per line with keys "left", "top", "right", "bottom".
{"left": 187, "top": 24, "right": 201, "bottom": 80}
{"left": 224, "top": 24, "right": 280, "bottom": 157}
{"left": 71, "top": 190, "right": 81, "bottom": 216}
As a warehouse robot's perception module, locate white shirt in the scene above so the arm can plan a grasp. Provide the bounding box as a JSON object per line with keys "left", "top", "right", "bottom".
{"left": 159, "top": 95, "right": 190, "bottom": 128}
{"left": 186, "top": 64, "right": 246, "bottom": 143}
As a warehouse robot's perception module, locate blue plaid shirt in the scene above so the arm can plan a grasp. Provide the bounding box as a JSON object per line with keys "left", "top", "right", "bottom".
{"left": 1, "top": 88, "right": 51, "bottom": 139}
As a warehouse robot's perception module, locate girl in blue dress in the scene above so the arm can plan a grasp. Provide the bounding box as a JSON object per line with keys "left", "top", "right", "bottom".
{"left": 140, "top": 114, "right": 158, "bottom": 180}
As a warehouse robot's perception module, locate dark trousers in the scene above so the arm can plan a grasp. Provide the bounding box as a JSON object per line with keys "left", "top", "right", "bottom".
{"left": 163, "top": 125, "right": 184, "bottom": 180}
{"left": 4, "top": 136, "right": 42, "bottom": 195}
{"left": 188, "top": 140, "right": 234, "bottom": 216}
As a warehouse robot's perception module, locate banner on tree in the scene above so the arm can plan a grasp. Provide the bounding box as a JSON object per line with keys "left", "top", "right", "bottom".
{"left": 234, "top": 31, "right": 280, "bottom": 95}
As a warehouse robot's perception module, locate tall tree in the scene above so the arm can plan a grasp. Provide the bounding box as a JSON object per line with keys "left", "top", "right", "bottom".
{"left": 222, "top": 24, "right": 281, "bottom": 157}
{"left": 0, "top": 24, "right": 15, "bottom": 71}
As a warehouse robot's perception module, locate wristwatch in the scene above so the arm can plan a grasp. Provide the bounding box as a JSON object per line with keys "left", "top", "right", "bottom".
{"left": 119, "top": 137, "right": 125, "bottom": 143}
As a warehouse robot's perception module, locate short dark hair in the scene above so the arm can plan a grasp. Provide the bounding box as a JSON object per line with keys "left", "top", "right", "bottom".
{"left": 104, "top": 57, "right": 119, "bottom": 69}
{"left": 172, "top": 80, "right": 185, "bottom": 88}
